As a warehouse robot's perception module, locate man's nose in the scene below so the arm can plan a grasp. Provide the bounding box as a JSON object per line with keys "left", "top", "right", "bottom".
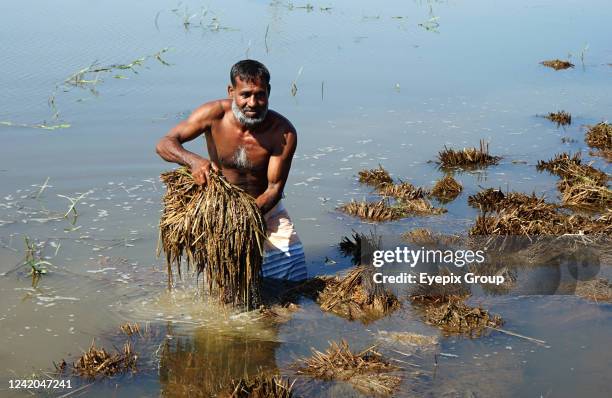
{"left": 247, "top": 96, "right": 257, "bottom": 107}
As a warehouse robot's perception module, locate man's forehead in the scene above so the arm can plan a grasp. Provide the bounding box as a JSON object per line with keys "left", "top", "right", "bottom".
{"left": 234, "top": 76, "right": 267, "bottom": 91}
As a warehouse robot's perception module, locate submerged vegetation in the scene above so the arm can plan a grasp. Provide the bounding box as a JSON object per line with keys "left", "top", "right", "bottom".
{"left": 437, "top": 140, "right": 500, "bottom": 169}
{"left": 296, "top": 340, "right": 401, "bottom": 396}
{"left": 540, "top": 59, "right": 574, "bottom": 70}
{"left": 159, "top": 168, "right": 266, "bottom": 308}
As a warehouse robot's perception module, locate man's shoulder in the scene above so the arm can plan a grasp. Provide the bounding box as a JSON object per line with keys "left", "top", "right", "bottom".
{"left": 191, "top": 99, "right": 231, "bottom": 122}
{"left": 268, "top": 110, "right": 296, "bottom": 134}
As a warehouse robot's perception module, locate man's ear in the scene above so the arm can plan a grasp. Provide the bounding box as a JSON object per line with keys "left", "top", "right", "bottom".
{"left": 267, "top": 84, "right": 271, "bottom": 97}
{"left": 227, "top": 84, "right": 234, "bottom": 98}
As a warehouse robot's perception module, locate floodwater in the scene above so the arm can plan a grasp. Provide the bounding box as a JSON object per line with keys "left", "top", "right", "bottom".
{"left": 1, "top": 0, "right": 611, "bottom": 396}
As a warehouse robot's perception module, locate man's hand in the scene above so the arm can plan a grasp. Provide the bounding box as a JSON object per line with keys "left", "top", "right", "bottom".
{"left": 190, "top": 158, "right": 219, "bottom": 186}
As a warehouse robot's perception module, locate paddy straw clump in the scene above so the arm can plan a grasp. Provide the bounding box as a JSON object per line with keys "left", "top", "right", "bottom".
{"left": 224, "top": 373, "right": 295, "bottom": 398}
{"left": 585, "top": 122, "right": 612, "bottom": 160}
{"left": 72, "top": 340, "right": 137, "bottom": 378}
{"left": 339, "top": 231, "right": 381, "bottom": 265}
{"left": 401, "top": 228, "right": 462, "bottom": 248}
{"left": 540, "top": 59, "right": 574, "bottom": 70}
{"left": 159, "top": 167, "right": 266, "bottom": 308}
{"left": 296, "top": 340, "right": 401, "bottom": 396}
{"left": 418, "top": 296, "right": 503, "bottom": 335}
{"left": 377, "top": 181, "right": 427, "bottom": 200}
{"left": 545, "top": 111, "right": 572, "bottom": 126}
{"left": 358, "top": 165, "right": 393, "bottom": 187}
{"left": 338, "top": 199, "right": 404, "bottom": 222}
{"left": 537, "top": 152, "right": 611, "bottom": 210}
{"left": 318, "top": 265, "right": 400, "bottom": 323}
{"left": 574, "top": 278, "right": 612, "bottom": 302}
{"left": 430, "top": 175, "right": 463, "bottom": 202}
{"left": 437, "top": 140, "right": 500, "bottom": 169}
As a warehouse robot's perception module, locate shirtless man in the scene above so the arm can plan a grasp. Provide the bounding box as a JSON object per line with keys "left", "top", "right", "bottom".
{"left": 156, "top": 60, "right": 307, "bottom": 281}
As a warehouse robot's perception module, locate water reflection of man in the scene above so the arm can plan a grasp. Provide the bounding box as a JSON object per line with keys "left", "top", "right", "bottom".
{"left": 156, "top": 60, "right": 307, "bottom": 281}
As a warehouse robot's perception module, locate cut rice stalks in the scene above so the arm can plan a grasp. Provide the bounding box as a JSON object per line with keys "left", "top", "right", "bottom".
{"left": 545, "top": 111, "right": 572, "bottom": 126}
{"left": 401, "top": 228, "right": 462, "bottom": 248}
{"left": 537, "top": 152, "right": 611, "bottom": 210}
{"left": 159, "top": 167, "right": 266, "bottom": 308}
{"left": 417, "top": 296, "right": 503, "bottom": 336}
{"left": 540, "top": 59, "right": 574, "bottom": 70}
{"left": 377, "top": 181, "right": 427, "bottom": 200}
{"left": 430, "top": 175, "right": 462, "bottom": 203}
{"left": 338, "top": 199, "right": 405, "bottom": 222}
{"left": 339, "top": 231, "right": 381, "bottom": 265}
{"left": 225, "top": 373, "right": 295, "bottom": 398}
{"left": 358, "top": 165, "right": 393, "bottom": 187}
{"left": 574, "top": 278, "right": 612, "bottom": 302}
{"left": 296, "top": 340, "right": 401, "bottom": 396}
{"left": 437, "top": 140, "right": 500, "bottom": 169}
{"left": 72, "top": 339, "right": 137, "bottom": 378}
{"left": 318, "top": 265, "right": 400, "bottom": 323}
{"left": 585, "top": 122, "right": 612, "bottom": 161}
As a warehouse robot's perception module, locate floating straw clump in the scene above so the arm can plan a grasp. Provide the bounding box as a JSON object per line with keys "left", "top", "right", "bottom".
{"left": 430, "top": 175, "right": 463, "bottom": 203}
{"left": 545, "top": 111, "right": 572, "bottom": 126}
{"left": 358, "top": 165, "right": 393, "bottom": 187}
{"left": 297, "top": 340, "right": 401, "bottom": 396}
{"left": 338, "top": 199, "right": 405, "bottom": 222}
{"left": 585, "top": 122, "right": 612, "bottom": 161}
{"left": 437, "top": 140, "right": 500, "bottom": 169}
{"left": 72, "top": 340, "right": 137, "bottom": 378}
{"left": 377, "top": 181, "right": 427, "bottom": 200}
{"left": 318, "top": 265, "right": 400, "bottom": 323}
{"left": 418, "top": 296, "right": 503, "bottom": 336}
{"left": 159, "top": 167, "right": 266, "bottom": 308}
{"left": 540, "top": 59, "right": 574, "bottom": 70}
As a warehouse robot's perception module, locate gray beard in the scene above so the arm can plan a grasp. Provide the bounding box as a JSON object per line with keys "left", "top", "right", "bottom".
{"left": 231, "top": 100, "right": 267, "bottom": 128}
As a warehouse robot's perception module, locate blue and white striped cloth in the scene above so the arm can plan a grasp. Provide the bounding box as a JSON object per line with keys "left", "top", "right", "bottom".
{"left": 261, "top": 201, "right": 308, "bottom": 281}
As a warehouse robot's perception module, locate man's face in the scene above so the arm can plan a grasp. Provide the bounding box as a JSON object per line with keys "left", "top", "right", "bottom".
{"left": 228, "top": 76, "right": 269, "bottom": 127}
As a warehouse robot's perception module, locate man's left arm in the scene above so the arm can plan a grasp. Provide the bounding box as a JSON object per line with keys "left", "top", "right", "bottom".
{"left": 255, "top": 129, "right": 297, "bottom": 214}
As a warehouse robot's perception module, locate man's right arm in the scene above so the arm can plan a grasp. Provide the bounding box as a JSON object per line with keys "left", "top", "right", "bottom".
{"left": 155, "top": 101, "right": 223, "bottom": 185}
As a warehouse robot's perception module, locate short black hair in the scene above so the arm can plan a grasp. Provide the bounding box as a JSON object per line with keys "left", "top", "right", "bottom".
{"left": 230, "top": 60, "right": 270, "bottom": 87}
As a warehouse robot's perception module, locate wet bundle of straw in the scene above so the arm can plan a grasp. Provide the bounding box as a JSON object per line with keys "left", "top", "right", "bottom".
{"left": 430, "top": 175, "right": 463, "bottom": 202}
{"left": 419, "top": 296, "right": 503, "bottom": 335}
{"left": 73, "top": 340, "right": 137, "bottom": 378}
{"left": 159, "top": 167, "right": 266, "bottom": 308}
{"left": 358, "top": 165, "right": 393, "bottom": 187}
{"left": 225, "top": 373, "right": 295, "bottom": 398}
{"left": 545, "top": 111, "right": 572, "bottom": 126}
{"left": 318, "top": 265, "right": 400, "bottom": 323}
{"left": 437, "top": 140, "right": 500, "bottom": 169}
{"left": 540, "top": 59, "right": 574, "bottom": 70}
{"left": 297, "top": 340, "right": 401, "bottom": 396}
{"left": 402, "top": 228, "right": 462, "bottom": 248}
{"left": 338, "top": 199, "right": 405, "bottom": 222}
{"left": 537, "top": 152, "right": 611, "bottom": 210}
{"left": 585, "top": 122, "right": 612, "bottom": 161}
{"left": 377, "top": 181, "right": 427, "bottom": 200}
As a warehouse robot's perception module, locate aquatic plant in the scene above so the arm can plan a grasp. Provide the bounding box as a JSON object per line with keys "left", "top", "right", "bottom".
{"left": 226, "top": 373, "right": 295, "bottom": 398}
{"left": 540, "top": 59, "right": 574, "bottom": 70}
{"left": 545, "top": 111, "right": 572, "bottom": 126}
{"left": 318, "top": 265, "right": 400, "bottom": 323}
{"left": 437, "top": 140, "right": 500, "bottom": 169}
{"left": 296, "top": 340, "right": 401, "bottom": 396}
{"left": 159, "top": 167, "right": 266, "bottom": 308}
{"left": 430, "top": 175, "right": 462, "bottom": 202}
{"left": 358, "top": 165, "right": 393, "bottom": 187}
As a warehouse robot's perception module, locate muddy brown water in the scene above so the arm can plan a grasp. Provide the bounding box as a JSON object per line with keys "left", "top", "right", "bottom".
{"left": 1, "top": 0, "right": 611, "bottom": 397}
